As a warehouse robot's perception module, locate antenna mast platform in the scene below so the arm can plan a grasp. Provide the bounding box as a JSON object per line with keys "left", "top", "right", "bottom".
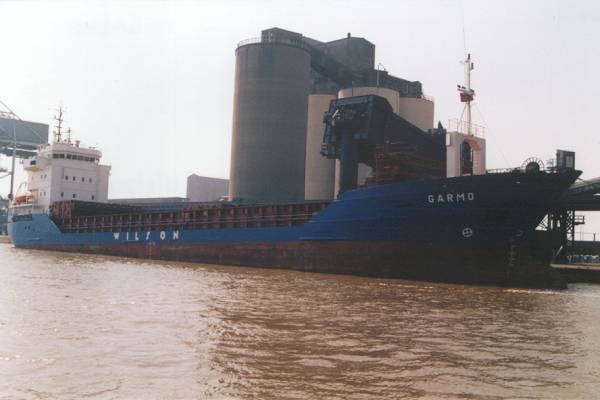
{"left": 457, "top": 53, "right": 475, "bottom": 136}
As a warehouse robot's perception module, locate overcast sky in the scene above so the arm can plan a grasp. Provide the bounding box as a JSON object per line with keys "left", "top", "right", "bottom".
{"left": 1, "top": 0, "right": 599, "bottom": 233}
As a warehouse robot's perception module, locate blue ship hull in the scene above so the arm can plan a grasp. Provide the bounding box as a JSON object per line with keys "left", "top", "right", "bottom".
{"left": 8, "top": 171, "right": 579, "bottom": 286}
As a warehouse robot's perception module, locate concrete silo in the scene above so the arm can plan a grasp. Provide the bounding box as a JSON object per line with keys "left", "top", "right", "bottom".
{"left": 304, "top": 94, "right": 336, "bottom": 201}
{"left": 229, "top": 40, "right": 311, "bottom": 203}
{"left": 396, "top": 97, "right": 434, "bottom": 131}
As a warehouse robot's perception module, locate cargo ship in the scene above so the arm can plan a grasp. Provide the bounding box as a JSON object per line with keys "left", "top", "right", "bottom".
{"left": 6, "top": 54, "right": 581, "bottom": 287}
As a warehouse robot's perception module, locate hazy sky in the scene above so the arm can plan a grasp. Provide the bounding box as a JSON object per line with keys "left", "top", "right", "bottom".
{"left": 1, "top": 0, "right": 599, "bottom": 233}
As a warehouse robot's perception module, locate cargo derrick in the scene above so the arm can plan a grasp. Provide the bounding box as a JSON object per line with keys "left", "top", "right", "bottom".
{"left": 321, "top": 95, "right": 446, "bottom": 195}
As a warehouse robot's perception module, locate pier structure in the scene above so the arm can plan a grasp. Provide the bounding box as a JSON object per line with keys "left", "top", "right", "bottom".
{"left": 540, "top": 175, "right": 600, "bottom": 261}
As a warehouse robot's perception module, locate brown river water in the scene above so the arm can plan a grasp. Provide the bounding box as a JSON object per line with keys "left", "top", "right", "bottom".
{"left": 0, "top": 243, "right": 599, "bottom": 399}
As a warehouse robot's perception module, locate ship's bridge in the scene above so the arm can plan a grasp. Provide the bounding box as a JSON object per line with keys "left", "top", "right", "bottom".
{"left": 24, "top": 141, "right": 102, "bottom": 172}
{"left": 13, "top": 138, "right": 110, "bottom": 211}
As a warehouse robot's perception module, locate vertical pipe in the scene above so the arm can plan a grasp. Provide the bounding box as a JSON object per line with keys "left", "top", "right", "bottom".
{"left": 9, "top": 120, "right": 16, "bottom": 200}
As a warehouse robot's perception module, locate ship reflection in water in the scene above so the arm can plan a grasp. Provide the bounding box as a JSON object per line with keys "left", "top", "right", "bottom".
{"left": 1, "top": 244, "right": 599, "bottom": 399}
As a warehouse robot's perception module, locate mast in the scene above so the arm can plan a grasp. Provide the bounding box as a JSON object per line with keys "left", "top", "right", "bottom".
{"left": 53, "top": 106, "right": 64, "bottom": 142}
{"left": 457, "top": 53, "right": 475, "bottom": 135}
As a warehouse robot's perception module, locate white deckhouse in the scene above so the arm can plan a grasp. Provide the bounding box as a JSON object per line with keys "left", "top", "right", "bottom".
{"left": 11, "top": 109, "right": 110, "bottom": 214}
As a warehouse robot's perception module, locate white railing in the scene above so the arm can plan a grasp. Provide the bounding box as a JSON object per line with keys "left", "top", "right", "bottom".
{"left": 237, "top": 36, "right": 312, "bottom": 52}
{"left": 236, "top": 37, "right": 261, "bottom": 47}
{"left": 8, "top": 203, "right": 45, "bottom": 217}
{"left": 448, "top": 118, "right": 485, "bottom": 137}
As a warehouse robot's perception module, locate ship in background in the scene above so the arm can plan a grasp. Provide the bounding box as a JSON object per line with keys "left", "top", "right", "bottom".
{"left": 6, "top": 29, "right": 582, "bottom": 288}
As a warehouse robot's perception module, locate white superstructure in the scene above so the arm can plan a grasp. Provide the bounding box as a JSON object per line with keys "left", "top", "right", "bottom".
{"left": 12, "top": 109, "right": 110, "bottom": 211}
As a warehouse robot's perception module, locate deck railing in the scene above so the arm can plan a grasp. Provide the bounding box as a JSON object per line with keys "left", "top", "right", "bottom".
{"left": 236, "top": 36, "right": 312, "bottom": 52}
{"left": 52, "top": 202, "right": 330, "bottom": 234}
{"left": 447, "top": 118, "right": 486, "bottom": 137}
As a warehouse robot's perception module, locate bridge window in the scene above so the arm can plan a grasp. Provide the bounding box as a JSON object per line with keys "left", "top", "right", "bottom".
{"left": 72, "top": 176, "right": 76, "bottom": 181}
{"left": 72, "top": 193, "right": 76, "bottom": 199}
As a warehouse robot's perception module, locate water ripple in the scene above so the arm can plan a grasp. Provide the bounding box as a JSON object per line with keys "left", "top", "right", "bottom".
{"left": 0, "top": 244, "right": 599, "bottom": 399}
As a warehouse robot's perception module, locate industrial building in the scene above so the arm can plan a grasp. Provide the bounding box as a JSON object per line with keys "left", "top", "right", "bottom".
{"left": 229, "top": 28, "right": 435, "bottom": 203}
{"left": 186, "top": 174, "right": 229, "bottom": 202}
{"left": 0, "top": 115, "right": 49, "bottom": 158}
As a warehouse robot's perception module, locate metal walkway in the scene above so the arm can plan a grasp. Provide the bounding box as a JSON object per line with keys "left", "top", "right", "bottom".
{"left": 562, "top": 177, "right": 600, "bottom": 211}
{"left": 537, "top": 175, "right": 600, "bottom": 263}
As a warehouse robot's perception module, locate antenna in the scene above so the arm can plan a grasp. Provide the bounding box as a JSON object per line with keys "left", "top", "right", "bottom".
{"left": 458, "top": 53, "right": 475, "bottom": 135}
{"left": 459, "top": 0, "right": 467, "bottom": 58}
{"left": 52, "top": 106, "right": 65, "bottom": 142}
